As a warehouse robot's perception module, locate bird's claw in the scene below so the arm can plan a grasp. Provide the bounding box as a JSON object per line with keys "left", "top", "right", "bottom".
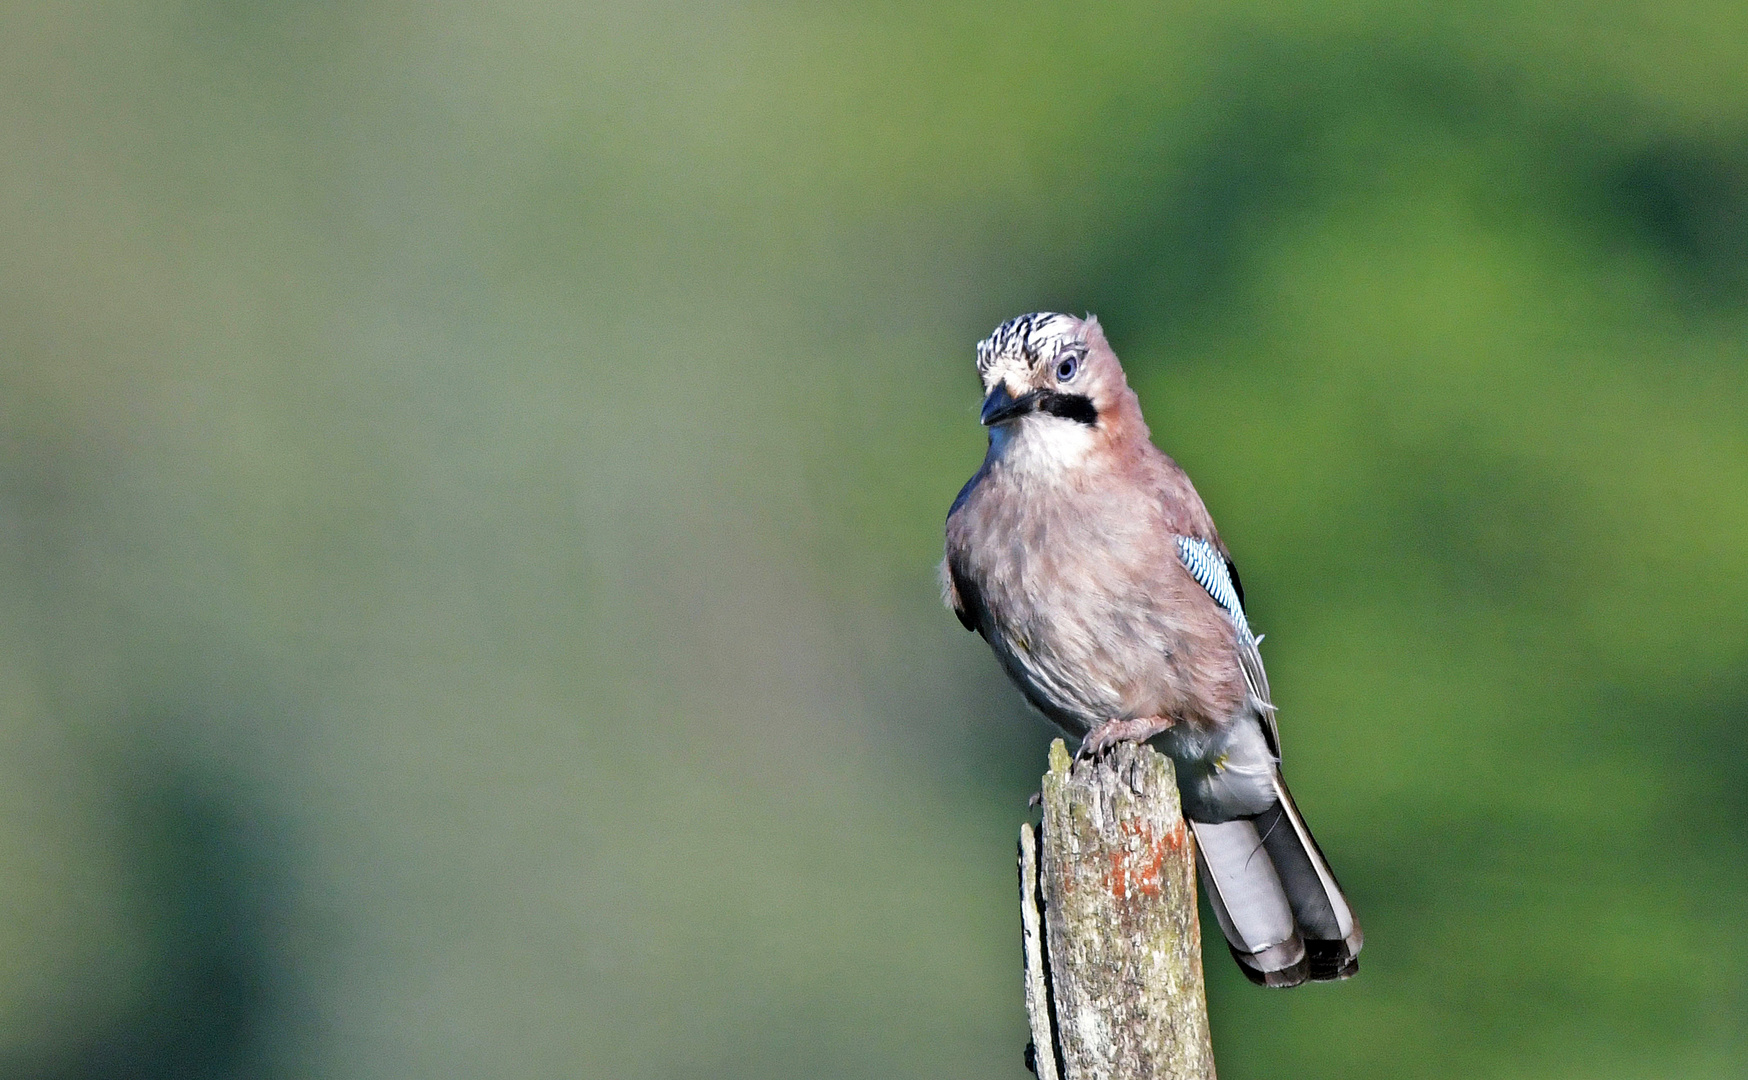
{"left": 1074, "top": 717, "right": 1170, "bottom": 763}
{"left": 1073, "top": 726, "right": 1118, "bottom": 764}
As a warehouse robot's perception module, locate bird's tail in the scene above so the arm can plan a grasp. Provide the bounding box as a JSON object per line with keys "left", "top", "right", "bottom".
{"left": 1190, "top": 773, "right": 1362, "bottom": 987}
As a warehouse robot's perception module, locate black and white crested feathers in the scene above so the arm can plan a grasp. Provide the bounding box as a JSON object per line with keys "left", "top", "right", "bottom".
{"left": 976, "top": 312, "right": 1086, "bottom": 384}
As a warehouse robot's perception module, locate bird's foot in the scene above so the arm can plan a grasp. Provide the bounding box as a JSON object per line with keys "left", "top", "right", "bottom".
{"left": 1074, "top": 717, "right": 1169, "bottom": 763}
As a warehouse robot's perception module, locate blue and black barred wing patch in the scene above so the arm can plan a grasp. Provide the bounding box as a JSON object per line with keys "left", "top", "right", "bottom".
{"left": 1176, "top": 535, "right": 1277, "bottom": 748}
{"left": 1175, "top": 536, "right": 1253, "bottom": 639}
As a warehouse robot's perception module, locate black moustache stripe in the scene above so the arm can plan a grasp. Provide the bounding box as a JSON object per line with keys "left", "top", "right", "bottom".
{"left": 1037, "top": 392, "right": 1097, "bottom": 426}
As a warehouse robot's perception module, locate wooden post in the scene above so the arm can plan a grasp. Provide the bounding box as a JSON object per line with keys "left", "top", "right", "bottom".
{"left": 1019, "top": 739, "right": 1216, "bottom": 1080}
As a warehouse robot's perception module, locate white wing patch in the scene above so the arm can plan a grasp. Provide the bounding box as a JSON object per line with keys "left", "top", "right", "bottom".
{"left": 1175, "top": 536, "right": 1252, "bottom": 638}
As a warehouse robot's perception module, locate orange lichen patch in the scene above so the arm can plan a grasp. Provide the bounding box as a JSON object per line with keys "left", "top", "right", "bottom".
{"left": 1105, "top": 818, "right": 1188, "bottom": 900}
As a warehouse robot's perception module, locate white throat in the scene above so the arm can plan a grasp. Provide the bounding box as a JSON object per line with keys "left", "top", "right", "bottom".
{"left": 987, "top": 413, "right": 1098, "bottom": 478}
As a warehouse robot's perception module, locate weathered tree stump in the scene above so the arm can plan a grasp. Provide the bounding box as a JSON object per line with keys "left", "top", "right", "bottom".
{"left": 1019, "top": 739, "right": 1216, "bottom": 1080}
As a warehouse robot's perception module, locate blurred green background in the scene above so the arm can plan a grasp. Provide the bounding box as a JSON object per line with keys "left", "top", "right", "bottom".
{"left": 3, "top": 1, "right": 1746, "bottom": 1077}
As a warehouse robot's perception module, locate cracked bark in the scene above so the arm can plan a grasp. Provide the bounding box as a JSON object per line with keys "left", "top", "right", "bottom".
{"left": 1019, "top": 739, "right": 1216, "bottom": 1080}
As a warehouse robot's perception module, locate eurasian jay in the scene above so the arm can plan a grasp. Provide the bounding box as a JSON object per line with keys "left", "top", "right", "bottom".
{"left": 943, "top": 312, "right": 1362, "bottom": 986}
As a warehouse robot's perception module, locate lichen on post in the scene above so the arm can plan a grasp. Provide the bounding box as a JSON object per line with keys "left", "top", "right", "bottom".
{"left": 1018, "top": 738, "right": 1216, "bottom": 1080}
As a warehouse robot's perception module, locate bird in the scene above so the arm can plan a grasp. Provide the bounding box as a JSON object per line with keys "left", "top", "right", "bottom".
{"left": 942, "top": 312, "right": 1361, "bottom": 987}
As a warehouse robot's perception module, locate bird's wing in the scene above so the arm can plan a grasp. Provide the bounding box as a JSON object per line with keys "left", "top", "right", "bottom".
{"left": 943, "top": 464, "right": 992, "bottom": 634}
{"left": 1175, "top": 535, "right": 1279, "bottom": 754}
{"left": 942, "top": 557, "right": 981, "bottom": 633}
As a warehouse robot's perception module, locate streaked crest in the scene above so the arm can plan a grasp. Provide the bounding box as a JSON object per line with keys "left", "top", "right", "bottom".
{"left": 976, "top": 312, "right": 1086, "bottom": 381}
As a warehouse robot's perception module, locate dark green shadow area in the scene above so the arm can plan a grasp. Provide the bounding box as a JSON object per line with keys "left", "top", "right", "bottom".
{"left": 8, "top": 763, "right": 298, "bottom": 1080}
{"left": 1061, "top": 41, "right": 1748, "bottom": 348}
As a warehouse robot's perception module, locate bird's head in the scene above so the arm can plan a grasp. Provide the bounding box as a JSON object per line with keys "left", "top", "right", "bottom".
{"left": 973, "top": 312, "right": 1143, "bottom": 459}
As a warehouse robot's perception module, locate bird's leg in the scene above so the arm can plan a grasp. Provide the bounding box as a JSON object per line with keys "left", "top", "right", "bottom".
{"left": 1074, "top": 716, "right": 1173, "bottom": 762}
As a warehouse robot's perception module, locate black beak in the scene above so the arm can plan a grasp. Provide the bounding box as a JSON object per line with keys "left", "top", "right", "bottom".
{"left": 981, "top": 384, "right": 1040, "bottom": 426}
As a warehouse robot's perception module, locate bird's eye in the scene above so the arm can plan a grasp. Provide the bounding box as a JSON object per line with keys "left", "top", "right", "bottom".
{"left": 1055, "top": 356, "right": 1079, "bottom": 382}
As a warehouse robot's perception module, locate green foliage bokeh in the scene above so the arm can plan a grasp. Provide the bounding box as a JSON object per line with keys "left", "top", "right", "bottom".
{"left": 1, "top": 2, "right": 1745, "bottom": 1077}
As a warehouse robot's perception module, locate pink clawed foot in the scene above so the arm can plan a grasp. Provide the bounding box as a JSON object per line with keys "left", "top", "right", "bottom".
{"left": 1074, "top": 716, "right": 1172, "bottom": 762}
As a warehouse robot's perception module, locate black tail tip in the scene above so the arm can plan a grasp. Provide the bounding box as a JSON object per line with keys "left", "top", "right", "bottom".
{"left": 1231, "top": 944, "right": 1309, "bottom": 988}
{"left": 1306, "top": 938, "right": 1360, "bottom": 982}
{"left": 1235, "top": 941, "right": 1359, "bottom": 987}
